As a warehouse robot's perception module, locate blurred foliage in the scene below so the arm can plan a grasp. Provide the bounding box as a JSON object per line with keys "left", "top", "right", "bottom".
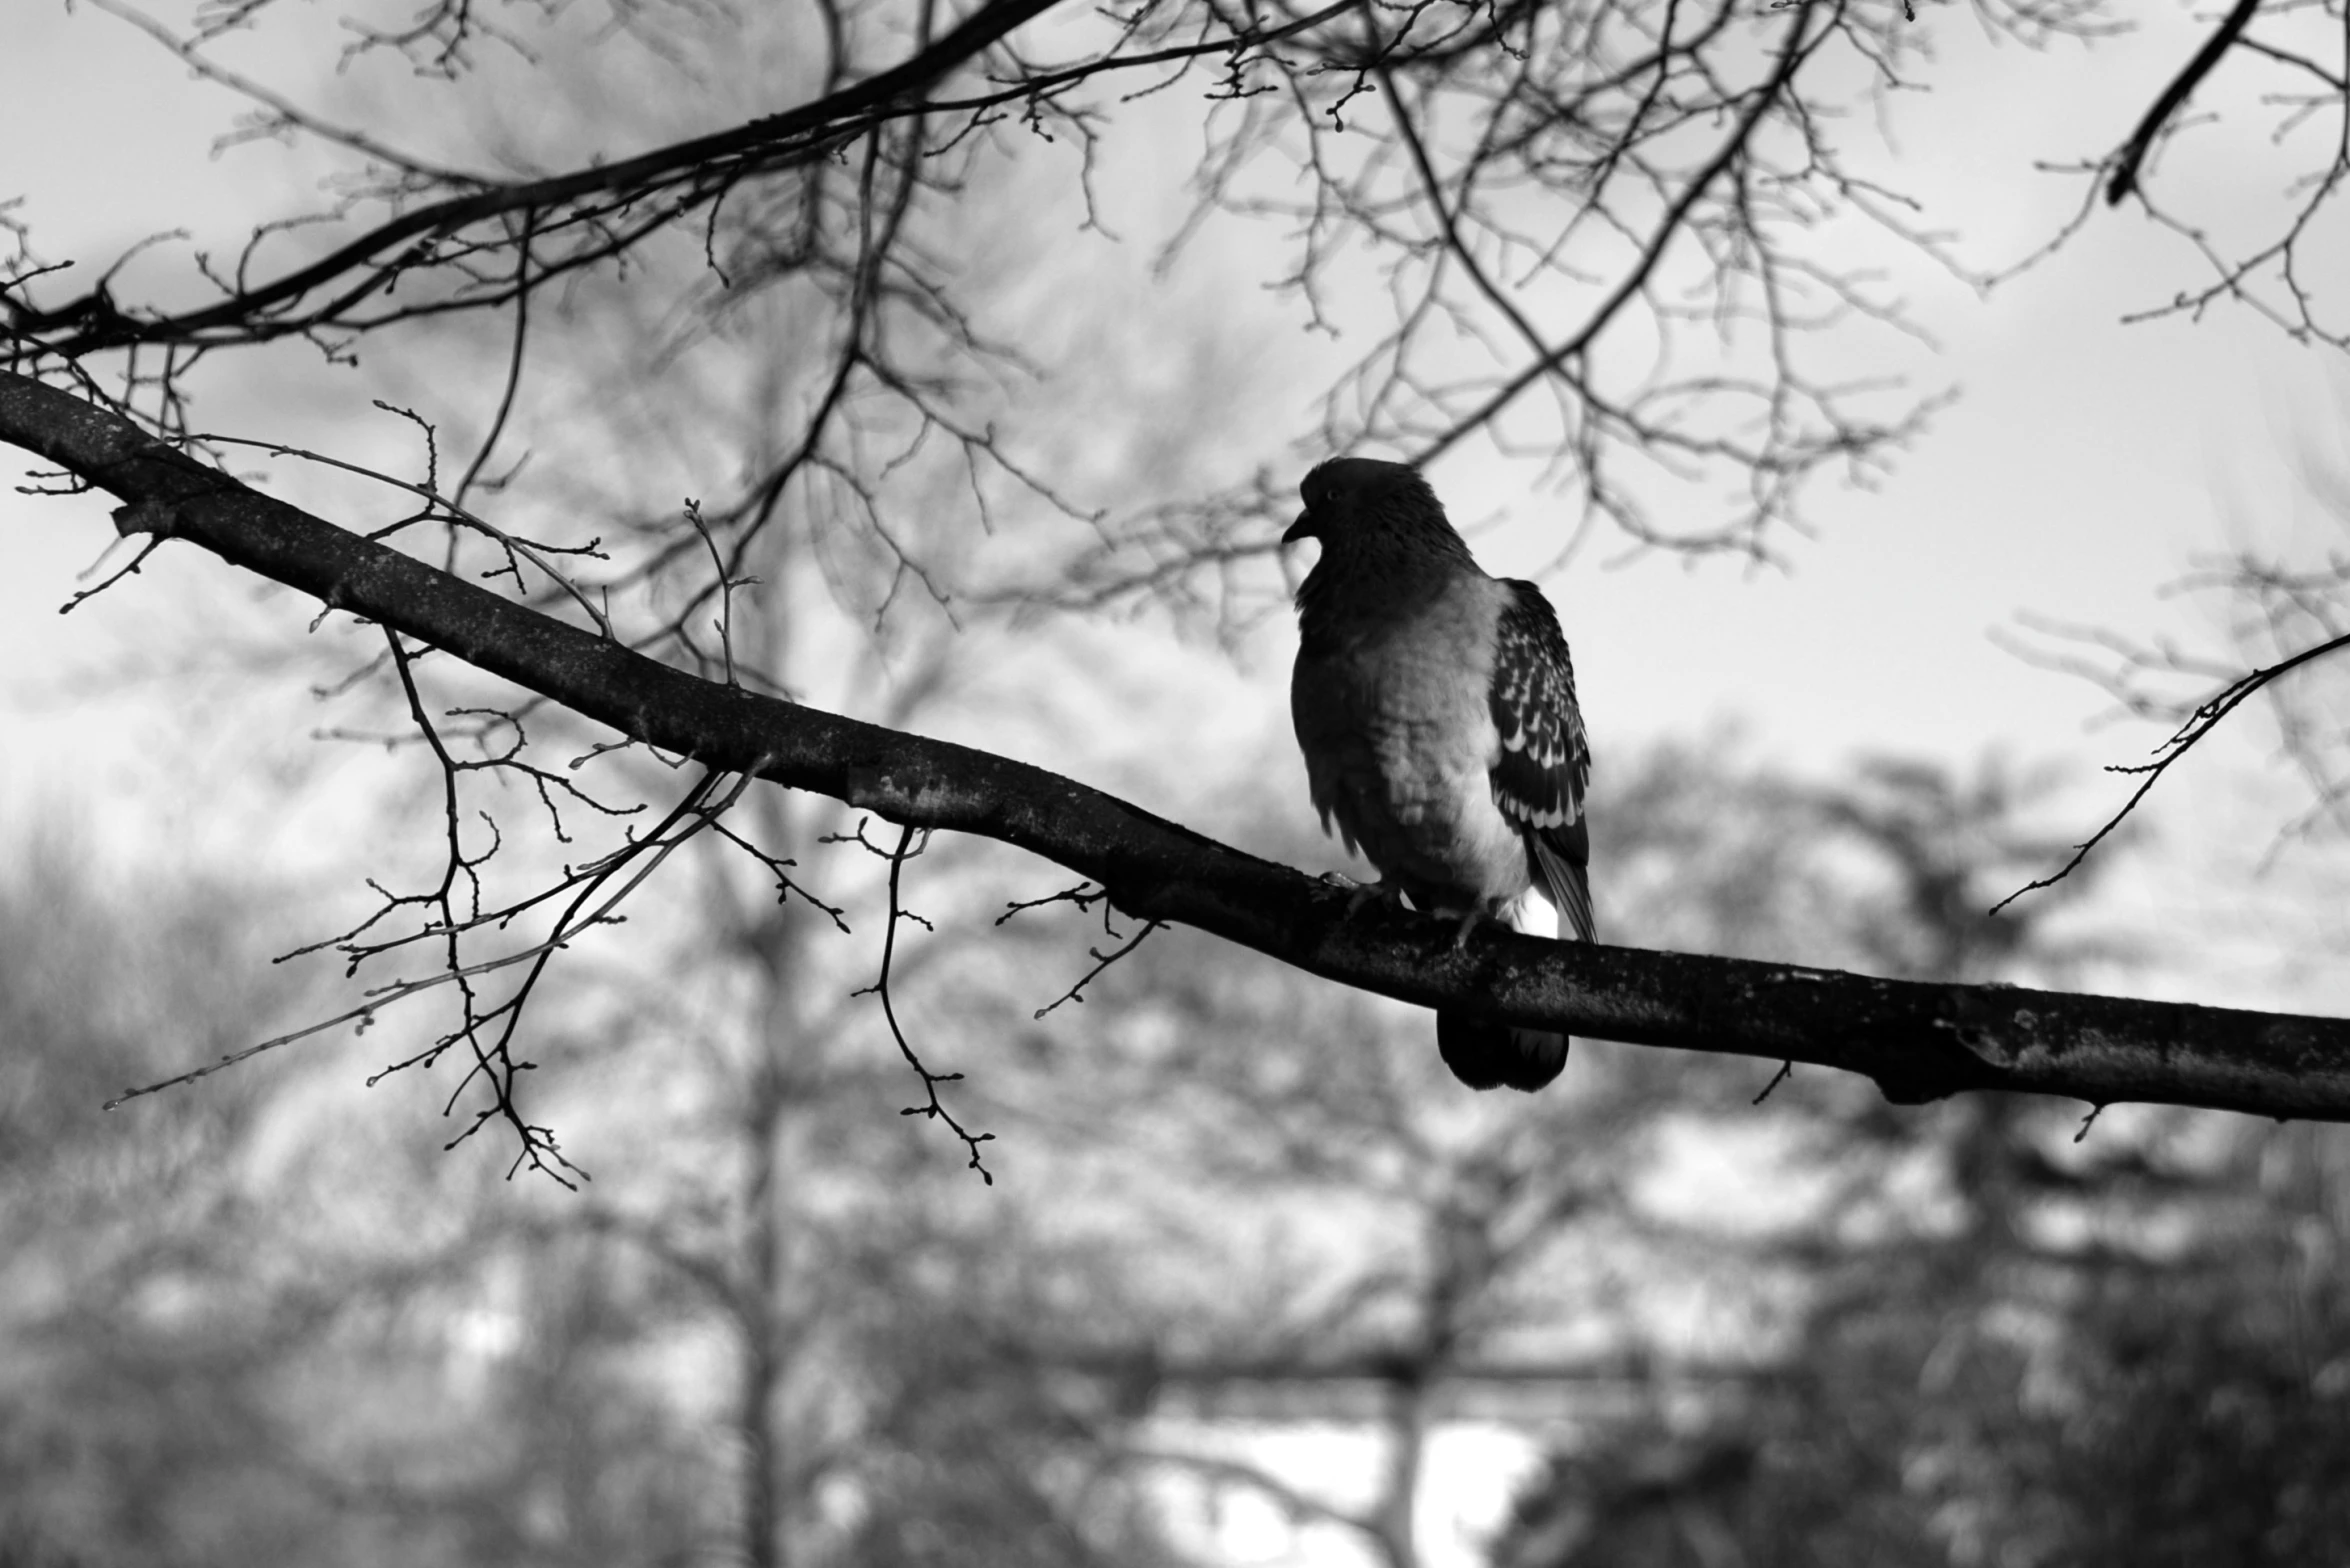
{"left": 2, "top": 740, "right": 2346, "bottom": 1567}
{"left": 1479, "top": 754, "right": 2350, "bottom": 1568}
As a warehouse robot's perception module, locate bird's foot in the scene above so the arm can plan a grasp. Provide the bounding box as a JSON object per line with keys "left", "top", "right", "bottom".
{"left": 1318, "top": 871, "right": 1403, "bottom": 918}
{"left": 1449, "top": 908, "right": 1485, "bottom": 951}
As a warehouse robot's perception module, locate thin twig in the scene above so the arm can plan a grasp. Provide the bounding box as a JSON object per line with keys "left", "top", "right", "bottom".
{"left": 858, "top": 822, "right": 995, "bottom": 1181}
{"left": 1033, "top": 917, "right": 1164, "bottom": 1019}
{"left": 1995, "top": 628, "right": 2350, "bottom": 912}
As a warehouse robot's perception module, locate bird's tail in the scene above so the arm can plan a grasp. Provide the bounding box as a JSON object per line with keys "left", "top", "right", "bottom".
{"left": 1436, "top": 1013, "right": 1569, "bottom": 1092}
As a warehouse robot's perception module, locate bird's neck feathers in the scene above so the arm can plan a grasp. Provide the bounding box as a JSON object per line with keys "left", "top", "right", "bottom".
{"left": 1294, "top": 503, "right": 1479, "bottom": 646}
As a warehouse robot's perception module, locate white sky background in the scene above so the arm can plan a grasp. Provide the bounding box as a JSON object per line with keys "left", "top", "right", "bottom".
{"left": 6, "top": 7, "right": 2350, "bottom": 1565}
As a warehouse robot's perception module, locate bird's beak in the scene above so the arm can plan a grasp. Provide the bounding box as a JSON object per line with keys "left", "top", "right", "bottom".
{"left": 1282, "top": 509, "right": 1317, "bottom": 546}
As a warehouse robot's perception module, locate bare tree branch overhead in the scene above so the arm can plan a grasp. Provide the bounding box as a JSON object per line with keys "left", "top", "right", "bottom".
{"left": 10, "top": 0, "right": 2350, "bottom": 1165}
{"left": 9, "top": 368, "right": 2349, "bottom": 1127}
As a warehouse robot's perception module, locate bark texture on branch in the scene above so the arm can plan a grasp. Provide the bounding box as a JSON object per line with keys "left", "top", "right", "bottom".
{"left": 5, "top": 368, "right": 2347, "bottom": 1121}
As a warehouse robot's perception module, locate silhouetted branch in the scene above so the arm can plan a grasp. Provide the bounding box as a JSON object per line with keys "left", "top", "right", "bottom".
{"left": 841, "top": 820, "right": 996, "bottom": 1179}
{"left": 1031, "top": 915, "right": 1164, "bottom": 1020}
{"left": 1998, "top": 607, "right": 2350, "bottom": 905}
{"left": 11, "top": 369, "right": 2350, "bottom": 1124}
{"left": 8, "top": 0, "right": 1071, "bottom": 353}
{"left": 1417, "top": 0, "right": 1837, "bottom": 463}
{"left": 2105, "top": 0, "right": 2261, "bottom": 207}
{"left": 6, "top": 0, "right": 1362, "bottom": 365}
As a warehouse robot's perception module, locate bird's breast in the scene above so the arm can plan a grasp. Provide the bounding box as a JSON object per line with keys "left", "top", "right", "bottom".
{"left": 1291, "top": 586, "right": 1532, "bottom": 913}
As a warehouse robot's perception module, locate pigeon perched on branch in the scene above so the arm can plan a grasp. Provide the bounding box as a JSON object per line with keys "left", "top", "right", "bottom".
{"left": 1285, "top": 457, "right": 1593, "bottom": 1092}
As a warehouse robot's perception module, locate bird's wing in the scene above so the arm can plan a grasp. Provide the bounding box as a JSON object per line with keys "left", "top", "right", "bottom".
{"left": 1488, "top": 579, "right": 1594, "bottom": 942}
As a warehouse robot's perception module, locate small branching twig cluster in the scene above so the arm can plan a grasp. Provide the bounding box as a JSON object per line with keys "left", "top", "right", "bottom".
{"left": 1997, "top": 589, "right": 2350, "bottom": 907}
{"left": 103, "top": 686, "right": 837, "bottom": 1182}
{"left": 1047, "top": 0, "right": 1980, "bottom": 617}
{"left": 997, "top": 882, "right": 1164, "bottom": 1018}
{"left": 2011, "top": 0, "right": 2350, "bottom": 352}
{"left": 833, "top": 819, "right": 996, "bottom": 1182}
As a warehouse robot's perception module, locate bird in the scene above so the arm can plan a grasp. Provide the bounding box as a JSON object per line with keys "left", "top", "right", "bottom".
{"left": 1284, "top": 456, "right": 1593, "bottom": 1092}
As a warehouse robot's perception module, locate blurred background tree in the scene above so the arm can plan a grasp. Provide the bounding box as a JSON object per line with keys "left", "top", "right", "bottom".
{"left": 17, "top": 719, "right": 2346, "bottom": 1565}
{"left": 7, "top": 0, "right": 2350, "bottom": 1561}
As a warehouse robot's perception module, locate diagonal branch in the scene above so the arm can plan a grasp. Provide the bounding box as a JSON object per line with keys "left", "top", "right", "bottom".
{"left": 1995, "top": 626, "right": 2350, "bottom": 911}
{"left": 8, "top": 368, "right": 2350, "bottom": 1125}
{"left": 2104, "top": 0, "right": 2263, "bottom": 207}
{"left": 9, "top": 0, "right": 1075, "bottom": 352}
{"left": 9, "top": 0, "right": 1362, "bottom": 357}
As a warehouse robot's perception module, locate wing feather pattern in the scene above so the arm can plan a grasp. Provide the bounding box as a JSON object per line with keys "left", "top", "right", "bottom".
{"left": 1488, "top": 580, "right": 1595, "bottom": 942}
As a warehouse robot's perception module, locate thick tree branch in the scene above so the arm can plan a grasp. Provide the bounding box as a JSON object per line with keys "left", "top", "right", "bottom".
{"left": 7, "top": 368, "right": 2350, "bottom": 1123}
{"left": 2105, "top": 0, "right": 2262, "bottom": 207}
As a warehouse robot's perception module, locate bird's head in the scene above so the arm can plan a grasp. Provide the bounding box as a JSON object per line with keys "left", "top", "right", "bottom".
{"left": 1283, "top": 457, "right": 1456, "bottom": 557}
